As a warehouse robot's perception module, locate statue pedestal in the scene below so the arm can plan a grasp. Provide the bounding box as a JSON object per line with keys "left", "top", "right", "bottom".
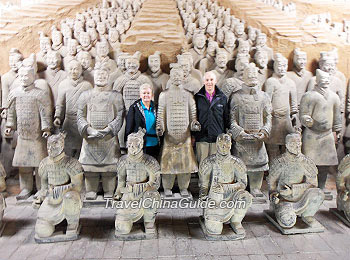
{"left": 264, "top": 210, "right": 324, "bottom": 235}
{"left": 83, "top": 195, "right": 109, "bottom": 207}
{"left": 34, "top": 224, "right": 81, "bottom": 244}
{"left": 115, "top": 223, "right": 158, "bottom": 241}
{"left": 329, "top": 208, "right": 350, "bottom": 227}
{"left": 199, "top": 216, "right": 245, "bottom": 241}
{"left": 160, "top": 192, "right": 193, "bottom": 202}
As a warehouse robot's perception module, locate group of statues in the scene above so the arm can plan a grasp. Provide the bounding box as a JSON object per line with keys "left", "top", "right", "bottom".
{"left": 0, "top": 0, "right": 350, "bottom": 243}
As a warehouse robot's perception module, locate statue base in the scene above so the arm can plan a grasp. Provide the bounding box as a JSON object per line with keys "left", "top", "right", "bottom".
{"left": 16, "top": 195, "right": 34, "bottom": 205}
{"left": 34, "top": 223, "right": 81, "bottom": 243}
{"left": 199, "top": 216, "right": 245, "bottom": 241}
{"left": 329, "top": 208, "right": 350, "bottom": 227}
{"left": 115, "top": 223, "right": 158, "bottom": 240}
{"left": 252, "top": 195, "right": 267, "bottom": 204}
{"left": 0, "top": 222, "right": 5, "bottom": 237}
{"left": 160, "top": 192, "right": 193, "bottom": 201}
{"left": 83, "top": 195, "right": 109, "bottom": 208}
{"left": 264, "top": 210, "right": 324, "bottom": 235}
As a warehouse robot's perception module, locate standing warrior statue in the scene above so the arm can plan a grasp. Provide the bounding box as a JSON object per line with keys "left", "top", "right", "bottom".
{"left": 199, "top": 134, "right": 252, "bottom": 236}
{"left": 268, "top": 133, "right": 324, "bottom": 229}
{"left": 77, "top": 62, "right": 124, "bottom": 200}
{"left": 156, "top": 63, "right": 201, "bottom": 197}
{"left": 229, "top": 63, "right": 272, "bottom": 199}
{"left": 336, "top": 154, "right": 350, "bottom": 223}
{"left": 34, "top": 132, "right": 84, "bottom": 242}
{"left": 5, "top": 54, "right": 52, "bottom": 200}
{"left": 114, "top": 130, "right": 161, "bottom": 236}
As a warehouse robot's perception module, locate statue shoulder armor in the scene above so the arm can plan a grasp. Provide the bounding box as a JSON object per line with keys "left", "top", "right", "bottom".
{"left": 38, "top": 157, "right": 50, "bottom": 177}
{"left": 199, "top": 154, "right": 216, "bottom": 172}
{"left": 142, "top": 154, "right": 161, "bottom": 172}
{"left": 65, "top": 156, "right": 84, "bottom": 177}
{"left": 300, "top": 154, "right": 318, "bottom": 178}
{"left": 230, "top": 156, "right": 247, "bottom": 174}
{"left": 269, "top": 154, "right": 286, "bottom": 175}
{"left": 338, "top": 154, "right": 350, "bottom": 174}
{"left": 116, "top": 155, "right": 128, "bottom": 172}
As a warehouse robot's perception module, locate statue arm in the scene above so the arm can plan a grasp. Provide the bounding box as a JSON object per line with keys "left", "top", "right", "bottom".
{"left": 156, "top": 92, "right": 165, "bottom": 135}
{"left": 198, "top": 157, "right": 213, "bottom": 199}
{"left": 76, "top": 92, "right": 90, "bottom": 137}
{"left": 69, "top": 173, "right": 84, "bottom": 193}
{"left": 289, "top": 83, "right": 298, "bottom": 115}
{"left": 333, "top": 96, "right": 342, "bottom": 133}
{"left": 38, "top": 88, "right": 53, "bottom": 132}
{"left": 229, "top": 96, "right": 244, "bottom": 140}
{"left": 262, "top": 94, "right": 272, "bottom": 136}
{"left": 189, "top": 94, "right": 198, "bottom": 123}
{"left": 299, "top": 93, "right": 313, "bottom": 127}
{"left": 54, "top": 83, "right": 66, "bottom": 120}
{"left": 5, "top": 98, "right": 16, "bottom": 130}
{"left": 267, "top": 162, "right": 281, "bottom": 195}
{"left": 109, "top": 93, "right": 125, "bottom": 136}
{"left": 115, "top": 158, "right": 127, "bottom": 198}
{"left": 145, "top": 157, "right": 161, "bottom": 190}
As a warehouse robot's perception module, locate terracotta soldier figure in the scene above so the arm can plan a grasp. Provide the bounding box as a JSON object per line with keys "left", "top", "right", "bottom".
{"left": 211, "top": 49, "right": 234, "bottom": 90}
{"left": 34, "top": 132, "right": 83, "bottom": 242}
{"left": 264, "top": 53, "right": 297, "bottom": 160}
{"left": 114, "top": 130, "right": 161, "bottom": 236}
{"left": 176, "top": 54, "right": 201, "bottom": 95}
{"left": 95, "top": 40, "right": 117, "bottom": 73}
{"left": 199, "top": 133, "right": 252, "bottom": 236}
{"left": 63, "top": 39, "right": 79, "bottom": 71}
{"left": 254, "top": 48, "right": 272, "bottom": 89}
{"left": 37, "top": 32, "right": 52, "bottom": 73}
{"left": 0, "top": 163, "right": 5, "bottom": 192}
{"left": 5, "top": 55, "right": 53, "bottom": 200}
{"left": 300, "top": 69, "right": 342, "bottom": 195}
{"left": 77, "top": 62, "right": 124, "bottom": 200}
{"left": 253, "top": 32, "right": 273, "bottom": 68}
{"left": 76, "top": 51, "right": 95, "bottom": 85}
{"left": 78, "top": 31, "right": 96, "bottom": 58}
{"left": 229, "top": 63, "right": 272, "bottom": 198}
{"left": 51, "top": 26, "right": 67, "bottom": 58}
{"left": 39, "top": 50, "right": 67, "bottom": 105}
{"left": 198, "top": 39, "right": 218, "bottom": 74}
{"left": 54, "top": 60, "right": 93, "bottom": 157}
{"left": 0, "top": 193, "right": 5, "bottom": 233}
{"left": 336, "top": 154, "right": 350, "bottom": 223}
{"left": 268, "top": 133, "right": 325, "bottom": 229}
{"left": 156, "top": 64, "right": 201, "bottom": 197}
{"left": 189, "top": 33, "right": 207, "bottom": 69}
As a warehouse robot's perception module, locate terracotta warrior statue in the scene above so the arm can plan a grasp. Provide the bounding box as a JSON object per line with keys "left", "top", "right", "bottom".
{"left": 76, "top": 51, "right": 95, "bottom": 85}
{"left": 63, "top": 39, "right": 79, "bottom": 71}
{"left": 39, "top": 50, "right": 67, "bottom": 105}
{"left": 300, "top": 69, "right": 342, "bottom": 194}
{"left": 37, "top": 32, "right": 52, "bottom": 73}
{"left": 54, "top": 60, "right": 93, "bottom": 157}
{"left": 198, "top": 39, "right": 218, "bottom": 74}
{"left": 268, "top": 133, "right": 325, "bottom": 229}
{"left": 199, "top": 133, "right": 252, "bottom": 235}
{"left": 264, "top": 53, "right": 297, "bottom": 161}
{"left": 253, "top": 32, "right": 273, "bottom": 68}
{"left": 189, "top": 33, "right": 207, "bottom": 69}
{"left": 229, "top": 63, "right": 272, "bottom": 198}
{"left": 0, "top": 162, "right": 5, "bottom": 192}
{"left": 337, "top": 154, "right": 350, "bottom": 222}
{"left": 51, "top": 26, "right": 67, "bottom": 58}
{"left": 211, "top": 49, "right": 234, "bottom": 90}
{"left": 176, "top": 54, "right": 201, "bottom": 95}
{"left": 5, "top": 54, "right": 53, "bottom": 200}
{"left": 77, "top": 62, "right": 124, "bottom": 200}
{"left": 254, "top": 48, "right": 272, "bottom": 89}
{"left": 95, "top": 40, "right": 117, "bottom": 73}
{"left": 78, "top": 31, "right": 96, "bottom": 58}
{"left": 156, "top": 64, "right": 201, "bottom": 197}
{"left": 0, "top": 193, "right": 5, "bottom": 232}
{"left": 114, "top": 130, "right": 161, "bottom": 236}
{"left": 143, "top": 51, "right": 169, "bottom": 105}
{"left": 34, "top": 132, "right": 83, "bottom": 241}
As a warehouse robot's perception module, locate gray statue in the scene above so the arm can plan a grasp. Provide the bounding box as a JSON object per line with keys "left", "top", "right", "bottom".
{"left": 268, "top": 133, "right": 325, "bottom": 229}
{"left": 229, "top": 63, "right": 272, "bottom": 199}
{"left": 76, "top": 51, "right": 95, "bottom": 85}
{"left": 212, "top": 49, "right": 234, "bottom": 90}
{"left": 37, "top": 32, "right": 52, "bottom": 73}
{"left": 63, "top": 39, "right": 79, "bottom": 71}
{"left": 95, "top": 40, "right": 117, "bottom": 73}
{"left": 77, "top": 62, "right": 124, "bottom": 200}
{"left": 34, "top": 132, "right": 83, "bottom": 242}
{"left": 199, "top": 133, "right": 252, "bottom": 236}
{"left": 156, "top": 64, "right": 200, "bottom": 197}
{"left": 51, "top": 26, "right": 67, "bottom": 58}
{"left": 177, "top": 54, "right": 201, "bottom": 94}
{"left": 0, "top": 193, "right": 5, "bottom": 234}
{"left": 189, "top": 33, "right": 207, "bottom": 69}
{"left": 336, "top": 154, "right": 350, "bottom": 223}
{"left": 54, "top": 60, "right": 93, "bottom": 157}
{"left": 254, "top": 48, "right": 272, "bottom": 89}
{"left": 114, "top": 130, "right": 161, "bottom": 237}
{"left": 198, "top": 40, "right": 218, "bottom": 74}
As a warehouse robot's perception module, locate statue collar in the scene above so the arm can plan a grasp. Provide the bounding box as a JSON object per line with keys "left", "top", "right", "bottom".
{"left": 215, "top": 66, "right": 227, "bottom": 75}
{"left": 242, "top": 84, "right": 258, "bottom": 95}
{"left": 50, "top": 152, "right": 66, "bottom": 163}
{"left": 315, "top": 85, "right": 328, "bottom": 98}
{"left": 194, "top": 46, "right": 206, "bottom": 55}
{"left": 23, "top": 84, "right": 35, "bottom": 92}
{"left": 126, "top": 70, "right": 141, "bottom": 80}
{"left": 128, "top": 152, "right": 143, "bottom": 161}
{"left": 293, "top": 68, "right": 305, "bottom": 77}
{"left": 70, "top": 76, "right": 83, "bottom": 87}
{"left": 147, "top": 69, "right": 162, "bottom": 78}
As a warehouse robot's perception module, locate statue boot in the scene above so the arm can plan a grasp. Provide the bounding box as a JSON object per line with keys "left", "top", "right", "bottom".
{"left": 178, "top": 173, "right": 191, "bottom": 197}
{"left": 247, "top": 171, "right": 264, "bottom": 197}
{"left": 17, "top": 167, "right": 34, "bottom": 200}
{"left": 230, "top": 190, "right": 252, "bottom": 234}
{"left": 85, "top": 172, "right": 99, "bottom": 200}
{"left": 162, "top": 174, "right": 175, "bottom": 197}
{"left": 64, "top": 191, "right": 82, "bottom": 236}
{"left": 300, "top": 188, "right": 324, "bottom": 227}
{"left": 35, "top": 218, "right": 55, "bottom": 238}
{"left": 102, "top": 172, "right": 116, "bottom": 199}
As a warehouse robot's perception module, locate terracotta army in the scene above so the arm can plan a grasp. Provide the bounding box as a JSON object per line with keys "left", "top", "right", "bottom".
{"left": 330, "top": 48, "right": 347, "bottom": 88}
{"left": 54, "top": 60, "right": 93, "bottom": 157}
{"left": 37, "top": 32, "right": 52, "bottom": 73}
{"left": 234, "top": 22, "right": 247, "bottom": 40}
{"left": 233, "top": 54, "right": 250, "bottom": 81}
{"left": 247, "top": 26, "right": 257, "bottom": 47}
{"left": 211, "top": 49, "right": 234, "bottom": 90}
{"left": 156, "top": 64, "right": 201, "bottom": 197}
{"left": 254, "top": 48, "right": 272, "bottom": 89}
{"left": 199, "top": 133, "right": 252, "bottom": 236}
{"left": 143, "top": 51, "right": 169, "bottom": 105}
{"left": 286, "top": 48, "right": 313, "bottom": 105}
{"left": 108, "top": 27, "right": 121, "bottom": 60}
{"left": 95, "top": 40, "right": 117, "bottom": 73}
{"left": 177, "top": 54, "right": 201, "bottom": 94}
{"left": 77, "top": 62, "right": 124, "bottom": 200}
{"left": 189, "top": 33, "right": 207, "bottom": 69}
{"left": 300, "top": 69, "right": 342, "bottom": 195}
{"left": 63, "top": 39, "right": 79, "bottom": 71}
{"left": 267, "top": 133, "right": 325, "bottom": 230}
{"left": 229, "top": 63, "right": 272, "bottom": 198}
{"left": 51, "top": 26, "right": 67, "bottom": 58}
{"left": 336, "top": 154, "right": 350, "bottom": 223}
{"left": 39, "top": 50, "right": 67, "bottom": 105}
{"left": 254, "top": 32, "right": 273, "bottom": 68}
{"left": 78, "top": 32, "right": 96, "bottom": 58}
{"left": 109, "top": 52, "right": 128, "bottom": 86}
{"left": 198, "top": 39, "right": 218, "bottom": 74}
{"left": 5, "top": 55, "right": 53, "bottom": 200}
{"left": 206, "top": 22, "right": 216, "bottom": 41}
{"left": 181, "top": 52, "right": 203, "bottom": 86}
{"left": 34, "top": 133, "right": 83, "bottom": 242}
{"left": 186, "top": 23, "right": 196, "bottom": 46}
{"left": 76, "top": 51, "right": 95, "bottom": 85}
{"left": 264, "top": 53, "right": 297, "bottom": 160}
{"left": 223, "top": 31, "right": 236, "bottom": 61}
{"left": 236, "top": 39, "right": 251, "bottom": 59}
{"left": 114, "top": 130, "right": 161, "bottom": 237}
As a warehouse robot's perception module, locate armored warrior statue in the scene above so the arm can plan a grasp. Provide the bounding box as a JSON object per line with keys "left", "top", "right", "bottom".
{"left": 5, "top": 54, "right": 53, "bottom": 200}
{"left": 143, "top": 51, "right": 169, "bottom": 105}
{"left": 254, "top": 48, "right": 272, "bottom": 89}
{"left": 222, "top": 31, "right": 236, "bottom": 61}
{"left": 211, "top": 49, "right": 234, "bottom": 90}
{"left": 34, "top": 133, "right": 83, "bottom": 242}
{"left": 176, "top": 54, "right": 201, "bottom": 95}
{"left": 37, "top": 32, "right": 52, "bottom": 73}
{"left": 95, "top": 40, "right": 117, "bottom": 73}
{"left": 300, "top": 69, "right": 342, "bottom": 196}
{"left": 78, "top": 32, "right": 96, "bottom": 58}
{"left": 77, "top": 62, "right": 124, "bottom": 200}
{"left": 267, "top": 133, "right": 325, "bottom": 229}
{"left": 114, "top": 130, "right": 161, "bottom": 237}
{"left": 156, "top": 64, "right": 201, "bottom": 197}
{"left": 63, "top": 39, "right": 79, "bottom": 71}
{"left": 229, "top": 63, "right": 272, "bottom": 199}
{"left": 189, "top": 33, "right": 207, "bottom": 69}
{"left": 181, "top": 52, "right": 204, "bottom": 86}
{"left": 51, "top": 26, "right": 67, "bottom": 58}
{"left": 234, "top": 22, "right": 247, "bottom": 40}
{"left": 253, "top": 32, "right": 273, "bottom": 68}
{"left": 54, "top": 60, "right": 93, "bottom": 157}
{"left": 108, "top": 27, "right": 121, "bottom": 60}
{"left": 336, "top": 154, "right": 350, "bottom": 223}
{"left": 233, "top": 54, "right": 250, "bottom": 81}
{"left": 198, "top": 39, "right": 218, "bottom": 74}
{"left": 109, "top": 52, "right": 128, "bottom": 87}
{"left": 199, "top": 133, "right": 252, "bottom": 236}
{"left": 39, "top": 50, "right": 67, "bottom": 105}
{"left": 264, "top": 53, "right": 297, "bottom": 160}
{"left": 76, "top": 51, "right": 95, "bottom": 85}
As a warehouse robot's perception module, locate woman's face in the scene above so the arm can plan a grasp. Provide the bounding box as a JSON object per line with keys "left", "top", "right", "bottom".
{"left": 140, "top": 87, "right": 153, "bottom": 103}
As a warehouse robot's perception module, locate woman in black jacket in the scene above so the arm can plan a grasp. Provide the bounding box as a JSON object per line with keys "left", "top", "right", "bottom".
{"left": 125, "top": 83, "right": 160, "bottom": 158}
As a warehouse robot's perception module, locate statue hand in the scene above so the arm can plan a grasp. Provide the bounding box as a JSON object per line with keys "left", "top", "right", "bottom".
{"left": 53, "top": 118, "right": 61, "bottom": 127}
{"left": 255, "top": 130, "right": 268, "bottom": 141}
{"left": 1, "top": 109, "right": 7, "bottom": 119}
{"left": 42, "top": 131, "right": 51, "bottom": 138}
{"left": 4, "top": 127, "right": 12, "bottom": 137}
{"left": 279, "top": 185, "right": 292, "bottom": 196}
{"left": 156, "top": 126, "right": 164, "bottom": 136}
{"left": 99, "top": 126, "right": 112, "bottom": 137}
{"left": 114, "top": 192, "right": 122, "bottom": 200}
{"left": 302, "top": 115, "right": 313, "bottom": 128}
{"left": 236, "top": 131, "right": 253, "bottom": 142}
{"left": 87, "top": 127, "right": 104, "bottom": 139}
{"left": 191, "top": 121, "right": 201, "bottom": 131}
{"left": 272, "top": 194, "right": 280, "bottom": 204}
{"left": 342, "top": 191, "right": 349, "bottom": 201}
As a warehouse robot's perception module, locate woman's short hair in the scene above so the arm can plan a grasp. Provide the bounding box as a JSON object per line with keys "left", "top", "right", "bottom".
{"left": 139, "top": 83, "right": 153, "bottom": 94}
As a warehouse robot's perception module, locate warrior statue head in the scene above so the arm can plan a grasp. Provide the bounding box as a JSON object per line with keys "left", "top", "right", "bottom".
{"left": 19, "top": 54, "right": 36, "bottom": 88}
{"left": 148, "top": 51, "right": 161, "bottom": 73}
{"left": 47, "top": 132, "right": 67, "bottom": 158}
{"left": 285, "top": 132, "right": 302, "bottom": 156}
{"left": 127, "top": 129, "right": 145, "bottom": 156}
{"left": 9, "top": 48, "right": 23, "bottom": 73}
{"left": 316, "top": 69, "right": 330, "bottom": 90}
{"left": 46, "top": 50, "right": 62, "bottom": 70}
{"left": 169, "top": 63, "right": 184, "bottom": 87}
{"left": 243, "top": 63, "right": 259, "bottom": 88}
{"left": 216, "top": 133, "right": 232, "bottom": 156}
{"left": 293, "top": 48, "right": 307, "bottom": 71}
{"left": 67, "top": 60, "right": 83, "bottom": 81}
{"left": 94, "top": 62, "right": 110, "bottom": 87}
{"left": 319, "top": 51, "right": 336, "bottom": 75}
{"left": 273, "top": 53, "right": 288, "bottom": 78}
{"left": 125, "top": 51, "right": 141, "bottom": 75}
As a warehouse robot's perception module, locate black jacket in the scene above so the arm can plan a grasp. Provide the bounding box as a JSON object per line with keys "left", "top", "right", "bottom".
{"left": 194, "top": 86, "right": 229, "bottom": 143}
